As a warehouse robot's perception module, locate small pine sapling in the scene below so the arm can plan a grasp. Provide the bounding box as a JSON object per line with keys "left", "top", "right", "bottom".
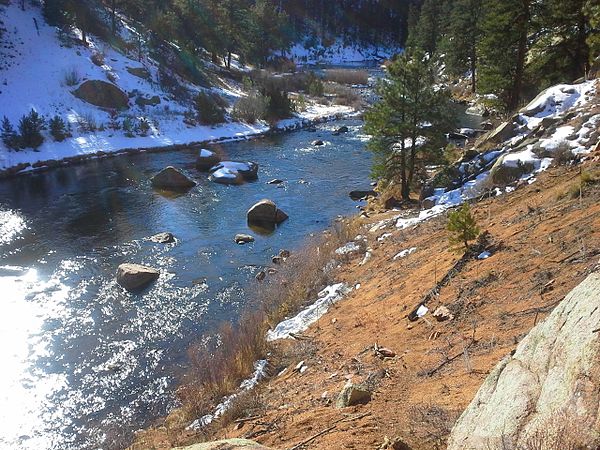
{"left": 18, "top": 109, "right": 45, "bottom": 149}
{"left": 49, "top": 115, "right": 69, "bottom": 142}
{"left": 447, "top": 203, "right": 480, "bottom": 252}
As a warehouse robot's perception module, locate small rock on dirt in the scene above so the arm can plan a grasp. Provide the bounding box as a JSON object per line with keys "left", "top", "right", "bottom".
{"left": 335, "top": 382, "right": 372, "bottom": 408}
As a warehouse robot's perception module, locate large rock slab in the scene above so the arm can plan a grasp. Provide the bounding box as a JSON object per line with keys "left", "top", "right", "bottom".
{"left": 73, "top": 80, "right": 129, "bottom": 109}
{"left": 116, "top": 263, "right": 159, "bottom": 291}
{"left": 151, "top": 166, "right": 196, "bottom": 190}
{"left": 335, "top": 382, "right": 372, "bottom": 408}
{"left": 448, "top": 271, "right": 600, "bottom": 450}
{"left": 174, "top": 439, "right": 272, "bottom": 450}
{"left": 247, "top": 199, "right": 288, "bottom": 228}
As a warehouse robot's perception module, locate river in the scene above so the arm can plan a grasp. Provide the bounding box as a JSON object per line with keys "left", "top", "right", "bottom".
{"left": 0, "top": 119, "right": 373, "bottom": 449}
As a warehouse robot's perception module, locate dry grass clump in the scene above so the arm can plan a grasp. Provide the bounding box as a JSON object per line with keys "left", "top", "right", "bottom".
{"left": 323, "top": 69, "right": 369, "bottom": 85}
{"left": 324, "top": 82, "right": 363, "bottom": 109}
{"left": 176, "top": 218, "right": 363, "bottom": 428}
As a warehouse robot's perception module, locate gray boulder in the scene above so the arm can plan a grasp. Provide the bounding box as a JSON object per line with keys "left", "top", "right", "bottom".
{"left": 335, "top": 382, "right": 372, "bottom": 408}
{"left": 72, "top": 80, "right": 129, "bottom": 109}
{"left": 151, "top": 166, "right": 196, "bottom": 190}
{"left": 196, "top": 149, "right": 221, "bottom": 171}
{"left": 173, "top": 439, "right": 272, "bottom": 450}
{"left": 208, "top": 161, "right": 258, "bottom": 185}
{"left": 448, "top": 271, "right": 600, "bottom": 450}
{"left": 247, "top": 199, "right": 289, "bottom": 227}
{"left": 116, "top": 263, "right": 159, "bottom": 291}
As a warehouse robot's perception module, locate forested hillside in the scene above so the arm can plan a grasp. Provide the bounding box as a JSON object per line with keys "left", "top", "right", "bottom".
{"left": 406, "top": 0, "right": 599, "bottom": 111}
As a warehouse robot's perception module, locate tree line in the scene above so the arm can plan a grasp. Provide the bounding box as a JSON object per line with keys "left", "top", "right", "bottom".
{"left": 406, "top": 0, "right": 599, "bottom": 112}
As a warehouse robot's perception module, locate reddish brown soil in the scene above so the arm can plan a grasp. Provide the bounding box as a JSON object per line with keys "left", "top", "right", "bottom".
{"left": 132, "top": 157, "right": 600, "bottom": 450}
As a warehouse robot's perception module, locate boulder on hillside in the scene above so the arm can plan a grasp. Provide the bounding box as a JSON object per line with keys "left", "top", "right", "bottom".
{"left": 489, "top": 155, "right": 534, "bottom": 186}
{"left": 116, "top": 263, "right": 159, "bottom": 291}
{"left": 151, "top": 166, "right": 196, "bottom": 191}
{"left": 447, "top": 271, "right": 600, "bottom": 450}
{"left": 173, "top": 439, "right": 272, "bottom": 450}
{"left": 247, "top": 199, "right": 288, "bottom": 228}
{"left": 73, "top": 80, "right": 129, "bottom": 109}
{"left": 196, "top": 149, "right": 221, "bottom": 171}
{"left": 335, "top": 382, "right": 372, "bottom": 408}
{"left": 126, "top": 66, "right": 152, "bottom": 80}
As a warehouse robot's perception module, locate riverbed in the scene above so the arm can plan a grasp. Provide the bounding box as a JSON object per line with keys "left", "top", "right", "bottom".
{"left": 0, "top": 119, "right": 373, "bottom": 450}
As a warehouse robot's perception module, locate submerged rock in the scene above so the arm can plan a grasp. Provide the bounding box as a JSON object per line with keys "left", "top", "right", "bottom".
{"left": 151, "top": 166, "right": 196, "bottom": 190}
{"left": 196, "top": 149, "right": 221, "bottom": 171}
{"left": 235, "top": 234, "right": 255, "bottom": 244}
{"left": 116, "top": 263, "right": 159, "bottom": 291}
{"left": 312, "top": 140, "right": 324, "bottom": 146}
{"left": 247, "top": 199, "right": 289, "bottom": 228}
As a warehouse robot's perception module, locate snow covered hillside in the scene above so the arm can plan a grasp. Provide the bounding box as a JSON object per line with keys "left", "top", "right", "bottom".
{"left": 0, "top": 2, "right": 352, "bottom": 174}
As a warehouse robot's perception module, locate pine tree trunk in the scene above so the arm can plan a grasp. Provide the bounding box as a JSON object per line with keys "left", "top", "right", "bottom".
{"left": 509, "top": 0, "right": 529, "bottom": 111}
{"left": 400, "top": 143, "right": 409, "bottom": 200}
{"left": 470, "top": 51, "right": 477, "bottom": 94}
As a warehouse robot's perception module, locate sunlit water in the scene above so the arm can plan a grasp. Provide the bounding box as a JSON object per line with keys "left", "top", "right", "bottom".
{"left": 0, "top": 120, "right": 374, "bottom": 449}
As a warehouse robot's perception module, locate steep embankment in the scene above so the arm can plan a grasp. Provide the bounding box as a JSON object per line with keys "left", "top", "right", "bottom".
{"left": 0, "top": 3, "right": 353, "bottom": 176}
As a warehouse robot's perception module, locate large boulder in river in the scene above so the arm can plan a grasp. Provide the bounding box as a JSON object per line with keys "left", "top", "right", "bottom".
{"left": 208, "top": 161, "right": 258, "bottom": 185}
{"left": 173, "top": 439, "right": 272, "bottom": 450}
{"left": 116, "top": 263, "right": 159, "bottom": 291}
{"left": 247, "top": 199, "right": 288, "bottom": 227}
{"left": 195, "top": 149, "right": 221, "bottom": 171}
{"left": 448, "top": 271, "right": 600, "bottom": 450}
{"left": 73, "top": 80, "right": 129, "bottom": 109}
{"left": 151, "top": 166, "right": 196, "bottom": 190}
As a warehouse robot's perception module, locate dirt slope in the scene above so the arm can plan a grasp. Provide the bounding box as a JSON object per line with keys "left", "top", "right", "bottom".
{"left": 211, "top": 156, "right": 600, "bottom": 450}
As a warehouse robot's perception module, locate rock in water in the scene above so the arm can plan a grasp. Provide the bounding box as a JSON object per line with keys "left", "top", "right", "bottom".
{"left": 208, "top": 161, "right": 259, "bottom": 185}
{"left": 149, "top": 232, "right": 175, "bottom": 244}
{"left": 335, "top": 382, "right": 372, "bottom": 408}
{"left": 247, "top": 199, "right": 289, "bottom": 228}
{"left": 173, "top": 439, "right": 272, "bottom": 450}
{"left": 336, "top": 126, "right": 349, "bottom": 133}
{"left": 235, "top": 234, "right": 255, "bottom": 244}
{"left": 151, "top": 166, "right": 196, "bottom": 190}
{"left": 312, "top": 140, "right": 324, "bottom": 146}
{"left": 447, "top": 271, "right": 600, "bottom": 450}
{"left": 116, "top": 263, "right": 159, "bottom": 291}
{"left": 196, "top": 149, "right": 221, "bottom": 171}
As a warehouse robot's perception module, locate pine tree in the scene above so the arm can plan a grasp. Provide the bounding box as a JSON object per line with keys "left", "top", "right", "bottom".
{"left": 364, "top": 54, "right": 454, "bottom": 200}
{"left": 18, "top": 109, "right": 45, "bottom": 150}
{"left": 442, "top": 0, "right": 482, "bottom": 93}
{"left": 447, "top": 203, "right": 480, "bottom": 252}
{"left": 1, "top": 117, "right": 20, "bottom": 150}
{"left": 478, "top": 0, "right": 531, "bottom": 112}
{"left": 407, "top": 0, "right": 447, "bottom": 55}
{"left": 49, "top": 115, "right": 69, "bottom": 142}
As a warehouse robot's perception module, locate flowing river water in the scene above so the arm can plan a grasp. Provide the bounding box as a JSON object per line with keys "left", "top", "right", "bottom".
{"left": 0, "top": 119, "right": 374, "bottom": 449}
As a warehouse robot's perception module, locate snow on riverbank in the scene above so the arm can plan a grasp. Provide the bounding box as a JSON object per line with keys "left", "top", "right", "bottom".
{"left": 286, "top": 40, "right": 401, "bottom": 65}
{"left": 0, "top": 3, "right": 354, "bottom": 174}
{"left": 266, "top": 283, "right": 351, "bottom": 341}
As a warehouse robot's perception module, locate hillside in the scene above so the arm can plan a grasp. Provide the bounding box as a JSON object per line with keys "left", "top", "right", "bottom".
{"left": 0, "top": 2, "right": 354, "bottom": 176}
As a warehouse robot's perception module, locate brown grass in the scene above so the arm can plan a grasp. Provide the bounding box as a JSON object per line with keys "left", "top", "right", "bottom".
{"left": 323, "top": 69, "right": 369, "bottom": 85}
{"left": 324, "top": 82, "right": 363, "bottom": 109}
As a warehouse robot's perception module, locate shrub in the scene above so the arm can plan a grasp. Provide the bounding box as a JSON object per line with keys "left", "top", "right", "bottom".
{"left": 1, "top": 116, "right": 20, "bottom": 150}
{"left": 63, "top": 68, "right": 80, "bottom": 87}
{"left": 122, "top": 117, "right": 135, "bottom": 137}
{"left": 18, "top": 109, "right": 45, "bottom": 149}
{"left": 76, "top": 112, "right": 98, "bottom": 132}
{"left": 553, "top": 142, "right": 576, "bottom": 166}
{"left": 231, "top": 93, "right": 269, "bottom": 124}
{"left": 323, "top": 69, "right": 369, "bottom": 85}
{"left": 108, "top": 110, "right": 121, "bottom": 130}
{"left": 447, "top": 203, "right": 480, "bottom": 252}
{"left": 308, "top": 78, "right": 324, "bottom": 97}
{"left": 138, "top": 117, "right": 151, "bottom": 136}
{"left": 49, "top": 115, "right": 69, "bottom": 142}
{"left": 324, "top": 82, "right": 362, "bottom": 108}
{"left": 91, "top": 51, "right": 105, "bottom": 66}
{"left": 194, "top": 92, "right": 226, "bottom": 125}
{"left": 294, "top": 93, "right": 307, "bottom": 112}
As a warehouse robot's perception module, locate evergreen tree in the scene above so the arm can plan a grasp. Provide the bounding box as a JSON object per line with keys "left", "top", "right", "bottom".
{"left": 447, "top": 203, "right": 480, "bottom": 252}
{"left": 364, "top": 54, "right": 454, "bottom": 200}
{"left": 442, "top": 0, "right": 481, "bottom": 93}
{"left": 18, "top": 110, "right": 46, "bottom": 150}
{"left": 585, "top": 0, "right": 600, "bottom": 63}
{"left": 478, "top": 0, "right": 531, "bottom": 112}
{"left": 407, "top": 0, "right": 447, "bottom": 55}
{"left": 1, "top": 117, "right": 20, "bottom": 150}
